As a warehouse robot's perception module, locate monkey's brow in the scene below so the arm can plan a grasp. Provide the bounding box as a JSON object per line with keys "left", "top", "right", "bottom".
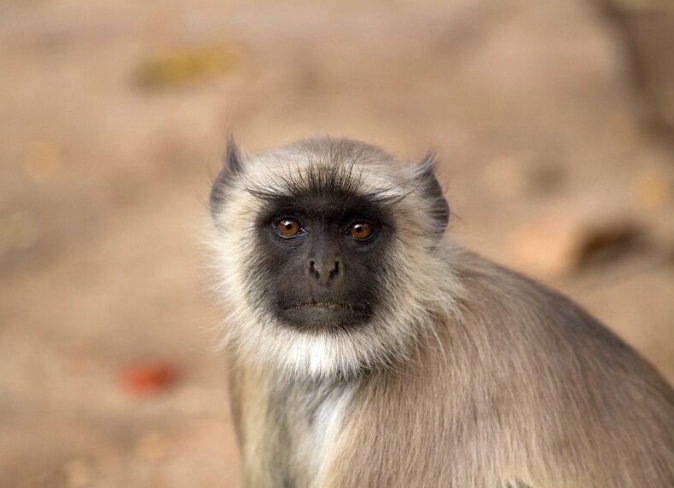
{"left": 243, "top": 163, "right": 409, "bottom": 205}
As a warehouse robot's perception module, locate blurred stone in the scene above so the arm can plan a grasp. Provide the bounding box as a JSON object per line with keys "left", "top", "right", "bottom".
{"left": 507, "top": 211, "right": 645, "bottom": 278}
{"left": 574, "top": 220, "right": 644, "bottom": 270}
{"left": 137, "top": 44, "right": 241, "bottom": 89}
{"left": 483, "top": 155, "right": 565, "bottom": 199}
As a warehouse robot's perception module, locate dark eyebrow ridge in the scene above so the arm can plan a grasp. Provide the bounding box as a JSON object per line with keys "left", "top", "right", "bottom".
{"left": 244, "top": 162, "right": 411, "bottom": 207}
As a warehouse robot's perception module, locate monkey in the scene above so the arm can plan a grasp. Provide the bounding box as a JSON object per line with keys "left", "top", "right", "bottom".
{"left": 209, "top": 137, "right": 674, "bottom": 488}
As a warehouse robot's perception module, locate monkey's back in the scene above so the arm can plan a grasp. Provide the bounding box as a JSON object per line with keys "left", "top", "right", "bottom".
{"left": 322, "top": 250, "right": 674, "bottom": 488}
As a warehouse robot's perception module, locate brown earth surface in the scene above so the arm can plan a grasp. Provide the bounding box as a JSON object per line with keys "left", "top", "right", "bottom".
{"left": 1, "top": 0, "right": 673, "bottom": 486}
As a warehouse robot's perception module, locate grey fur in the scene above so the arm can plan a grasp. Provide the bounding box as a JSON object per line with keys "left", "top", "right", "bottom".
{"left": 210, "top": 137, "right": 674, "bottom": 488}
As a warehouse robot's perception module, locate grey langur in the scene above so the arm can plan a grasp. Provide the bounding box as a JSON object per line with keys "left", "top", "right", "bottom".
{"left": 209, "top": 137, "right": 674, "bottom": 488}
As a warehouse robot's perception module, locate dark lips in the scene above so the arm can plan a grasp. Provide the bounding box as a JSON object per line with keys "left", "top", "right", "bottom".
{"left": 284, "top": 302, "right": 367, "bottom": 312}
{"left": 277, "top": 300, "right": 373, "bottom": 331}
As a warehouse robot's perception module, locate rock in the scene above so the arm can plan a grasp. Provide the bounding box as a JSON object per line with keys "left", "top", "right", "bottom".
{"left": 507, "top": 209, "right": 645, "bottom": 278}
{"left": 483, "top": 154, "right": 566, "bottom": 200}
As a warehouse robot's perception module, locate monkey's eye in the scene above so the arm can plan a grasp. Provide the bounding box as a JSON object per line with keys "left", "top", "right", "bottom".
{"left": 347, "top": 222, "right": 374, "bottom": 241}
{"left": 274, "top": 218, "right": 303, "bottom": 238}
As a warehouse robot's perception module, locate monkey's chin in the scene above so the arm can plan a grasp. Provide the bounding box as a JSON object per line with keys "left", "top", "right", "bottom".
{"left": 276, "top": 304, "right": 372, "bottom": 332}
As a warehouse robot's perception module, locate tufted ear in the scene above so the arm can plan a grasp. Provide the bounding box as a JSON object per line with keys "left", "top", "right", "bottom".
{"left": 210, "top": 137, "right": 244, "bottom": 223}
{"left": 224, "top": 136, "right": 243, "bottom": 174}
{"left": 414, "top": 153, "right": 450, "bottom": 239}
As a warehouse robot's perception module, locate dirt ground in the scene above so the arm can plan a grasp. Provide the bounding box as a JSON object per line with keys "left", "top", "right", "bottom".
{"left": 1, "top": 0, "right": 673, "bottom": 486}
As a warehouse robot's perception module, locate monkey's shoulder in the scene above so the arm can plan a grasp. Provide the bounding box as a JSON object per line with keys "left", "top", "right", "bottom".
{"left": 450, "top": 249, "right": 674, "bottom": 406}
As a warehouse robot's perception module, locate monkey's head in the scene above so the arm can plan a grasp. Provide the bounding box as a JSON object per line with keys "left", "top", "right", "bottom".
{"left": 210, "top": 138, "right": 459, "bottom": 378}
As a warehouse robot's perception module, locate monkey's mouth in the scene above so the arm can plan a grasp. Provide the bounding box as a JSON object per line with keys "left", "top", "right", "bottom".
{"left": 277, "top": 300, "right": 373, "bottom": 331}
{"left": 284, "top": 301, "right": 366, "bottom": 311}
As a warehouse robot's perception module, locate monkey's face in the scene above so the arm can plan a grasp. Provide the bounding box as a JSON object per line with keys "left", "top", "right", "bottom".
{"left": 211, "top": 139, "right": 454, "bottom": 378}
{"left": 253, "top": 192, "right": 394, "bottom": 332}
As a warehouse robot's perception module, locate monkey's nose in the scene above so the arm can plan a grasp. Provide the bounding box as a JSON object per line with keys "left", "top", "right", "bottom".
{"left": 306, "top": 258, "right": 343, "bottom": 286}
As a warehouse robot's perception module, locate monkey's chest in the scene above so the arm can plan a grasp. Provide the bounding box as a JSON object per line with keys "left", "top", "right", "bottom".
{"left": 273, "top": 385, "right": 354, "bottom": 488}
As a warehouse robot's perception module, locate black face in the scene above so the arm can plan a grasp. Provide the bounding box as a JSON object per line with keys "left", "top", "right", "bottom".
{"left": 251, "top": 192, "right": 395, "bottom": 333}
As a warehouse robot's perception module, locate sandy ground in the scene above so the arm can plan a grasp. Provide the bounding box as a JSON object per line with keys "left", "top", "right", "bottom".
{"left": 1, "top": 0, "right": 673, "bottom": 486}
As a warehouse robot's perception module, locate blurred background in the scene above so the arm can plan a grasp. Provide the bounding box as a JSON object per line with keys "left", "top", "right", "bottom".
{"left": 1, "top": 0, "right": 673, "bottom": 486}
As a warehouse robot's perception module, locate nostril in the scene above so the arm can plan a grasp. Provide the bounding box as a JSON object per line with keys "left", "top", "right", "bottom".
{"left": 307, "top": 258, "right": 342, "bottom": 282}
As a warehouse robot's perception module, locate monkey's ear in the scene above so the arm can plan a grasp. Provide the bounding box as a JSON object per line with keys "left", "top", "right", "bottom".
{"left": 224, "top": 136, "right": 243, "bottom": 174}
{"left": 415, "top": 153, "right": 450, "bottom": 238}
{"left": 210, "top": 137, "right": 244, "bottom": 223}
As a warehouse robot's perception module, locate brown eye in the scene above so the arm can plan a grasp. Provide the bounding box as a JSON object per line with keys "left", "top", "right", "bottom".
{"left": 348, "top": 222, "right": 373, "bottom": 240}
{"left": 275, "top": 218, "right": 302, "bottom": 238}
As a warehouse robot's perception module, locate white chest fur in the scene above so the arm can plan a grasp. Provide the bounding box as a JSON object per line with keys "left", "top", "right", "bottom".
{"left": 300, "top": 383, "right": 355, "bottom": 488}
